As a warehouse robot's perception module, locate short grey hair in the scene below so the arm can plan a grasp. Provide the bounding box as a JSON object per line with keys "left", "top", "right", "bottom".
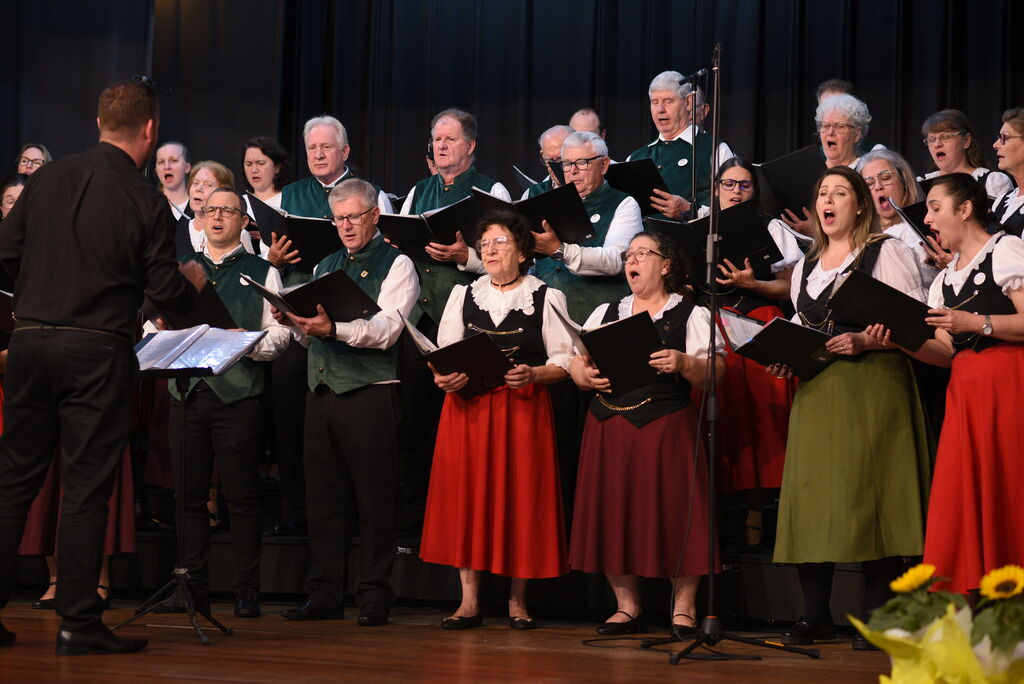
{"left": 328, "top": 178, "right": 377, "bottom": 211}
{"left": 859, "top": 149, "right": 923, "bottom": 205}
{"left": 648, "top": 70, "right": 687, "bottom": 99}
{"left": 537, "top": 124, "right": 574, "bottom": 149}
{"left": 561, "top": 130, "right": 608, "bottom": 158}
{"left": 303, "top": 115, "right": 348, "bottom": 148}
{"left": 816, "top": 94, "right": 871, "bottom": 141}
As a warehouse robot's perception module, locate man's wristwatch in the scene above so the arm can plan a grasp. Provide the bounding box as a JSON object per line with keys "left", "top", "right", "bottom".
{"left": 981, "top": 314, "right": 993, "bottom": 336}
{"left": 550, "top": 245, "right": 565, "bottom": 261}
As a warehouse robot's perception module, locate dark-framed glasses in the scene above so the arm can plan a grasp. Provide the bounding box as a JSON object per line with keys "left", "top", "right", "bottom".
{"left": 560, "top": 155, "right": 604, "bottom": 171}
{"left": 620, "top": 247, "right": 666, "bottom": 264}
{"left": 996, "top": 132, "right": 1024, "bottom": 145}
{"left": 332, "top": 207, "right": 374, "bottom": 226}
{"left": 16, "top": 156, "right": 44, "bottom": 169}
{"left": 202, "top": 205, "right": 243, "bottom": 218}
{"left": 862, "top": 169, "right": 898, "bottom": 187}
{"left": 718, "top": 179, "right": 753, "bottom": 192}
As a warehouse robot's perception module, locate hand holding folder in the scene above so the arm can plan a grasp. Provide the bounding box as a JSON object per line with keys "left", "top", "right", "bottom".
{"left": 403, "top": 317, "right": 513, "bottom": 400}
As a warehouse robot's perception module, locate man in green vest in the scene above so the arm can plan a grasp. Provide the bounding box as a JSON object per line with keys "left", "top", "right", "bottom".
{"left": 521, "top": 124, "right": 574, "bottom": 200}
{"left": 277, "top": 179, "right": 418, "bottom": 628}
{"left": 169, "top": 188, "right": 291, "bottom": 619}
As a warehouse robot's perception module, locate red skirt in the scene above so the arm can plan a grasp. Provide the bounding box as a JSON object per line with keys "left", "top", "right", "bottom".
{"left": 419, "top": 383, "right": 567, "bottom": 579}
{"left": 569, "top": 406, "right": 716, "bottom": 577}
{"left": 715, "top": 305, "right": 796, "bottom": 492}
{"left": 924, "top": 344, "right": 1024, "bottom": 593}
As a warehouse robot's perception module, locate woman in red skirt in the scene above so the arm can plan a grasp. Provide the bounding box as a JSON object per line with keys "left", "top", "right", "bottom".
{"left": 700, "top": 159, "right": 804, "bottom": 548}
{"left": 568, "top": 231, "right": 726, "bottom": 635}
{"left": 420, "top": 210, "right": 573, "bottom": 630}
{"left": 869, "top": 172, "right": 1024, "bottom": 593}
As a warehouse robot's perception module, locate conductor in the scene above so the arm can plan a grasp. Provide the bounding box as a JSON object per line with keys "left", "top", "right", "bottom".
{"left": 0, "top": 79, "right": 205, "bottom": 654}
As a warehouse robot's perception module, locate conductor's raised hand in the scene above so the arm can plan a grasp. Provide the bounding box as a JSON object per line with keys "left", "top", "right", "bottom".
{"left": 533, "top": 219, "right": 562, "bottom": 256}
{"left": 425, "top": 230, "right": 469, "bottom": 265}
{"left": 428, "top": 362, "right": 469, "bottom": 393}
{"left": 179, "top": 260, "right": 207, "bottom": 291}
{"left": 650, "top": 188, "right": 690, "bottom": 219}
{"left": 504, "top": 363, "right": 536, "bottom": 389}
{"left": 286, "top": 304, "right": 333, "bottom": 338}
{"left": 268, "top": 232, "right": 301, "bottom": 269}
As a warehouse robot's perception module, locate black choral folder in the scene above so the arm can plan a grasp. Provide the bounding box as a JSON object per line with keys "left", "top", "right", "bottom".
{"left": 246, "top": 192, "right": 285, "bottom": 246}
{"left": 403, "top": 318, "right": 514, "bottom": 401}
{"left": 755, "top": 145, "right": 825, "bottom": 219}
{"left": 153, "top": 282, "right": 239, "bottom": 331}
{"left": 472, "top": 183, "right": 596, "bottom": 244}
{"left": 512, "top": 165, "right": 537, "bottom": 192}
{"left": 241, "top": 270, "right": 380, "bottom": 322}
{"left": 828, "top": 269, "right": 932, "bottom": 351}
{"left": 579, "top": 312, "right": 664, "bottom": 395}
{"left": 377, "top": 196, "right": 483, "bottom": 263}
{"left": 888, "top": 197, "right": 932, "bottom": 243}
{"left": 730, "top": 315, "right": 836, "bottom": 381}
{"left": 605, "top": 158, "right": 670, "bottom": 216}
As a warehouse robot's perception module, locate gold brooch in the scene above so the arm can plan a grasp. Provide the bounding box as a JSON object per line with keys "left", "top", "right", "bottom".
{"left": 360, "top": 270, "right": 369, "bottom": 278}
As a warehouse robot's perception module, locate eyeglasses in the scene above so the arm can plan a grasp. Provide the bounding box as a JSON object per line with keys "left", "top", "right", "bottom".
{"left": 540, "top": 155, "right": 561, "bottom": 166}
{"left": 561, "top": 155, "right": 604, "bottom": 171}
{"left": 478, "top": 235, "right": 512, "bottom": 251}
{"left": 996, "top": 133, "right": 1024, "bottom": 145}
{"left": 201, "top": 205, "right": 243, "bottom": 218}
{"left": 923, "top": 131, "right": 962, "bottom": 146}
{"left": 16, "top": 156, "right": 45, "bottom": 169}
{"left": 331, "top": 207, "right": 374, "bottom": 226}
{"left": 620, "top": 247, "right": 666, "bottom": 264}
{"left": 718, "top": 179, "right": 753, "bottom": 192}
{"left": 818, "top": 122, "right": 856, "bottom": 134}
{"left": 862, "top": 169, "right": 899, "bottom": 187}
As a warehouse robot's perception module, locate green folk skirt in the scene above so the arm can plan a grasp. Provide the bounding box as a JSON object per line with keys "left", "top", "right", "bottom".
{"left": 773, "top": 351, "right": 931, "bottom": 564}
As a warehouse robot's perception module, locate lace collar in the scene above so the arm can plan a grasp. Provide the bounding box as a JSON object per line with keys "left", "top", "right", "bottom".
{"left": 942, "top": 232, "right": 1003, "bottom": 290}
{"left": 469, "top": 273, "right": 544, "bottom": 327}
{"left": 616, "top": 292, "right": 684, "bottom": 322}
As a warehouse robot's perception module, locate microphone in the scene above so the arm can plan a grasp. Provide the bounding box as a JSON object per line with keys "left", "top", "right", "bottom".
{"left": 678, "top": 68, "right": 708, "bottom": 85}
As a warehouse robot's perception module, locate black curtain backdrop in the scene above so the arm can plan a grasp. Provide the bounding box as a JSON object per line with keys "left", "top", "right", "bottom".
{"left": 2, "top": 0, "right": 1022, "bottom": 197}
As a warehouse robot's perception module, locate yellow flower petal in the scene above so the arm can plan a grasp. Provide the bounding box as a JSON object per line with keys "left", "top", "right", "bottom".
{"left": 890, "top": 564, "right": 937, "bottom": 593}
{"left": 979, "top": 565, "right": 1024, "bottom": 601}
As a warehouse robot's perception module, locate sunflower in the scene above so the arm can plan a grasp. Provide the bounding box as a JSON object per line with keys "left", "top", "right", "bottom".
{"left": 890, "top": 564, "right": 936, "bottom": 593}
{"left": 979, "top": 565, "right": 1024, "bottom": 601}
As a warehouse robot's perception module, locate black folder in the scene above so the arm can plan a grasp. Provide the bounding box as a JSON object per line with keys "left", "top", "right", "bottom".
{"left": 472, "top": 183, "right": 596, "bottom": 244}
{"left": 828, "top": 269, "right": 932, "bottom": 350}
{"left": 0, "top": 289, "right": 13, "bottom": 350}
{"left": 241, "top": 270, "right": 380, "bottom": 322}
{"left": 246, "top": 192, "right": 285, "bottom": 246}
{"left": 154, "top": 282, "right": 239, "bottom": 331}
{"left": 605, "top": 159, "right": 670, "bottom": 216}
{"left": 580, "top": 312, "right": 664, "bottom": 395}
{"left": 917, "top": 175, "right": 937, "bottom": 198}
{"left": 425, "top": 333, "right": 515, "bottom": 401}
{"left": 512, "top": 165, "right": 537, "bottom": 192}
{"left": 755, "top": 145, "right": 825, "bottom": 219}
{"left": 377, "top": 196, "right": 483, "bottom": 263}
{"left": 888, "top": 197, "right": 932, "bottom": 243}
{"left": 732, "top": 317, "right": 836, "bottom": 381}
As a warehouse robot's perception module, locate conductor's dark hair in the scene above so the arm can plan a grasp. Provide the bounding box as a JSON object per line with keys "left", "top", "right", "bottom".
{"left": 714, "top": 157, "right": 760, "bottom": 206}
{"left": 97, "top": 79, "right": 159, "bottom": 136}
{"left": 815, "top": 78, "right": 855, "bottom": 101}
{"left": 431, "top": 108, "right": 478, "bottom": 142}
{"left": 476, "top": 209, "right": 535, "bottom": 274}
{"left": 921, "top": 109, "right": 987, "bottom": 169}
{"left": 243, "top": 136, "right": 289, "bottom": 191}
{"left": 630, "top": 230, "right": 688, "bottom": 294}
{"left": 928, "top": 173, "right": 989, "bottom": 225}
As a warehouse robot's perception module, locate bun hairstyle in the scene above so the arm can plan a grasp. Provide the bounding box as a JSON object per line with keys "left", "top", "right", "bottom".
{"left": 928, "top": 172, "right": 989, "bottom": 225}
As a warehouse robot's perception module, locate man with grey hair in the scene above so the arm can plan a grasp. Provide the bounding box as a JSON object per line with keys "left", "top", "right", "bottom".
{"left": 279, "top": 115, "right": 393, "bottom": 221}
{"left": 277, "top": 178, "right": 418, "bottom": 628}
{"left": 627, "top": 70, "right": 733, "bottom": 216}
{"left": 522, "top": 124, "right": 575, "bottom": 199}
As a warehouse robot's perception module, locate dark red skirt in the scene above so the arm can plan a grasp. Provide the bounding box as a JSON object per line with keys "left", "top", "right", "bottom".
{"left": 924, "top": 344, "right": 1024, "bottom": 593}
{"left": 419, "top": 383, "right": 567, "bottom": 579}
{"left": 569, "top": 406, "right": 716, "bottom": 577}
{"left": 715, "top": 305, "right": 796, "bottom": 492}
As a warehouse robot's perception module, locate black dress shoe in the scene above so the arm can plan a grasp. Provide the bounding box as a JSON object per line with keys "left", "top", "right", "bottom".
{"left": 357, "top": 604, "right": 389, "bottom": 627}
{"left": 280, "top": 598, "right": 344, "bottom": 621}
{"left": 33, "top": 581, "right": 57, "bottom": 610}
{"left": 0, "top": 619, "right": 15, "bottom": 646}
{"left": 509, "top": 616, "right": 537, "bottom": 630}
{"left": 234, "top": 589, "right": 261, "bottom": 618}
{"left": 56, "top": 624, "right": 147, "bottom": 655}
{"left": 781, "top": 617, "right": 836, "bottom": 645}
{"left": 596, "top": 610, "right": 646, "bottom": 635}
{"left": 672, "top": 613, "right": 698, "bottom": 638}
{"left": 440, "top": 614, "right": 483, "bottom": 630}
{"left": 852, "top": 634, "right": 880, "bottom": 651}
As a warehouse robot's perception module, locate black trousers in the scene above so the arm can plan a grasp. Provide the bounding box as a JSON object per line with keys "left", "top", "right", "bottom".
{"left": 169, "top": 388, "right": 263, "bottom": 592}
{"left": 271, "top": 339, "right": 307, "bottom": 519}
{"left": 304, "top": 384, "right": 400, "bottom": 609}
{"left": 0, "top": 328, "right": 135, "bottom": 629}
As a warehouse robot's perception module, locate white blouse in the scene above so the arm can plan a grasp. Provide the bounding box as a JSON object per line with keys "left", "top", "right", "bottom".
{"left": 437, "top": 274, "right": 574, "bottom": 370}
{"left": 921, "top": 168, "right": 1014, "bottom": 200}
{"left": 927, "top": 232, "right": 1024, "bottom": 307}
{"left": 991, "top": 187, "right": 1024, "bottom": 225}
{"left": 884, "top": 222, "right": 940, "bottom": 288}
{"left": 582, "top": 293, "right": 725, "bottom": 359}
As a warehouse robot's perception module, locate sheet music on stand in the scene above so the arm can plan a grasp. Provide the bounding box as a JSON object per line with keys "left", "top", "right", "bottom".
{"left": 135, "top": 325, "right": 267, "bottom": 377}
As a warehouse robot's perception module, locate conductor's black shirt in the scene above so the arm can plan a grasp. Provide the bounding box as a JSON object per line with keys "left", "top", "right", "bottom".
{"left": 0, "top": 142, "right": 193, "bottom": 337}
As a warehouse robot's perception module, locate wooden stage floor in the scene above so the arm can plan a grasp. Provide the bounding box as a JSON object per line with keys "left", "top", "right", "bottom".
{"left": 0, "top": 600, "right": 890, "bottom": 682}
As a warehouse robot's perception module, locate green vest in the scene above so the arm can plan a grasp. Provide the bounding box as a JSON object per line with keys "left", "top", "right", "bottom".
{"left": 170, "top": 248, "right": 272, "bottom": 404}
{"left": 306, "top": 235, "right": 401, "bottom": 394}
{"left": 408, "top": 166, "right": 499, "bottom": 323}
{"left": 533, "top": 181, "right": 630, "bottom": 323}
{"left": 526, "top": 177, "right": 553, "bottom": 198}
{"left": 280, "top": 169, "right": 383, "bottom": 220}
{"left": 628, "top": 131, "right": 714, "bottom": 210}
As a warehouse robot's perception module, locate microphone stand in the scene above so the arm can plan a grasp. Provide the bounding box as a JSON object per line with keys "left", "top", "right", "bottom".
{"left": 641, "top": 44, "right": 820, "bottom": 664}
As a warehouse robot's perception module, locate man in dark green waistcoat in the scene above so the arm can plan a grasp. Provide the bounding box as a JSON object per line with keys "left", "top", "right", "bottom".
{"left": 277, "top": 179, "right": 419, "bottom": 628}
{"left": 521, "top": 124, "right": 574, "bottom": 200}
{"left": 168, "top": 188, "right": 291, "bottom": 619}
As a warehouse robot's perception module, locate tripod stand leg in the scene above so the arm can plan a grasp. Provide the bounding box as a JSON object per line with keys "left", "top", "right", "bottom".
{"left": 178, "top": 586, "right": 210, "bottom": 646}
{"left": 111, "top": 576, "right": 179, "bottom": 630}
{"left": 640, "top": 635, "right": 687, "bottom": 649}
{"left": 668, "top": 634, "right": 712, "bottom": 663}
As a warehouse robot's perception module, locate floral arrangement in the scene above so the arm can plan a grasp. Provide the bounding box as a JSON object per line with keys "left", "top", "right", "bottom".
{"left": 848, "top": 564, "right": 1024, "bottom": 683}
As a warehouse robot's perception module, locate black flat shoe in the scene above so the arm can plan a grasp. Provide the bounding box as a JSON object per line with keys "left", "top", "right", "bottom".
{"left": 781, "top": 617, "right": 836, "bottom": 645}
{"left": 852, "top": 634, "right": 880, "bottom": 651}
{"left": 97, "top": 585, "right": 112, "bottom": 611}
{"left": 357, "top": 604, "right": 389, "bottom": 627}
{"left": 596, "top": 610, "right": 646, "bottom": 635}
{"left": 0, "top": 619, "right": 15, "bottom": 646}
{"left": 280, "top": 598, "right": 344, "bottom": 621}
{"left": 56, "top": 624, "right": 147, "bottom": 656}
{"left": 672, "top": 612, "right": 698, "bottom": 638}
{"left": 33, "top": 581, "right": 57, "bottom": 610}
{"left": 234, "top": 589, "right": 261, "bottom": 618}
{"left": 509, "top": 616, "right": 537, "bottom": 630}
{"left": 440, "top": 613, "right": 483, "bottom": 630}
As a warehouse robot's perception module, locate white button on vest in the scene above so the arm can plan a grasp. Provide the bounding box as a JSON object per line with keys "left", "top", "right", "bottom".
{"left": 677, "top": 158, "right": 688, "bottom": 167}
{"left": 590, "top": 214, "right": 600, "bottom": 223}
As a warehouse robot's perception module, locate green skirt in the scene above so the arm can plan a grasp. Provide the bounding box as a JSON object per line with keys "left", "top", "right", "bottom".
{"left": 773, "top": 352, "right": 931, "bottom": 564}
